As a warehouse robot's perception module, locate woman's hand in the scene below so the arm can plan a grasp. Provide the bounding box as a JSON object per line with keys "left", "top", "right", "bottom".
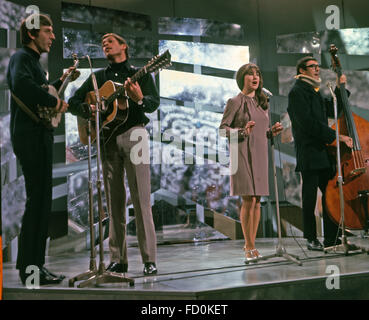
{"left": 245, "top": 121, "right": 256, "bottom": 135}
{"left": 271, "top": 122, "right": 283, "bottom": 136}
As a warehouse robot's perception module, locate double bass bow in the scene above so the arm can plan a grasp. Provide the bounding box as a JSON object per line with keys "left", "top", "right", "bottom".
{"left": 325, "top": 44, "right": 369, "bottom": 231}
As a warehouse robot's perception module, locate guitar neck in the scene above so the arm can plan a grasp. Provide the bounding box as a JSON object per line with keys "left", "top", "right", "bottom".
{"left": 106, "top": 50, "right": 171, "bottom": 104}
{"left": 58, "top": 59, "right": 79, "bottom": 97}
{"left": 58, "top": 76, "right": 71, "bottom": 97}
{"left": 107, "top": 67, "right": 148, "bottom": 104}
{"left": 131, "top": 67, "right": 147, "bottom": 83}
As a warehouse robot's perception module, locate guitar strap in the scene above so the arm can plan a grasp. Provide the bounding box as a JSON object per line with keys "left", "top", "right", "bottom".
{"left": 11, "top": 92, "right": 41, "bottom": 124}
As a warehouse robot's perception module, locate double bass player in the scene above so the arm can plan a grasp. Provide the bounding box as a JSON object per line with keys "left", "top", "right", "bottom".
{"left": 287, "top": 56, "right": 353, "bottom": 251}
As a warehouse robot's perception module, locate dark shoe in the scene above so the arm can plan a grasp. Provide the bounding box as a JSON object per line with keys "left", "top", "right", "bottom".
{"left": 106, "top": 262, "right": 128, "bottom": 273}
{"left": 307, "top": 239, "right": 324, "bottom": 251}
{"left": 39, "top": 268, "right": 63, "bottom": 285}
{"left": 40, "top": 266, "right": 65, "bottom": 281}
{"left": 143, "top": 262, "right": 157, "bottom": 275}
{"left": 19, "top": 267, "right": 63, "bottom": 286}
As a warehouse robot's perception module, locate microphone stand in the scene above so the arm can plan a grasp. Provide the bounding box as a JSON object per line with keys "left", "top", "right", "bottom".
{"left": 68, "top": 119, "right": 97, "bottom": 286}
{"left": 324, "top": 83, "right": 363, "bottom": 255}
{"left": 247, "top": 90, "right": 302, "bottom": 265}
{"left": 69, "top": 55, "right": 134, "bottom": 287}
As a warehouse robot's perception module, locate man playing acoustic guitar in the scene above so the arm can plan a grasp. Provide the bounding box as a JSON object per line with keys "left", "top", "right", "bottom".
{"left": 68, "top": 33, "right": 160, "bottom": 275}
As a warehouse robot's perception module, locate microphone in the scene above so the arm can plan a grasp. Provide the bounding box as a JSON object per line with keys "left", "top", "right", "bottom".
{"left": 262, "top": 87, "right": 273, "bottom": 97}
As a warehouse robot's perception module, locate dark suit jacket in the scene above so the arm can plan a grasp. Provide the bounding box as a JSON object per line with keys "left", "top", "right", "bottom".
{"left": 287, "top": 79, "right": 345, "bottom": 172}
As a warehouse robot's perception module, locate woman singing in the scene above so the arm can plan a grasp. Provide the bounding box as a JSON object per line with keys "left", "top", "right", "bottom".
{"left": 220, "top": 63, "right": 283, "bottom": 261}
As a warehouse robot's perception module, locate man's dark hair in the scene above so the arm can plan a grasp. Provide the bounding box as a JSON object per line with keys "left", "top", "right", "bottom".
{"left": 101, "top": 33, "right": 129, "bottom": 58}
{"left": 20, "top": 13, "right": 53, "bottom": 45}
{"left": 296, "top": 56, "right": 318, "bottom": 75}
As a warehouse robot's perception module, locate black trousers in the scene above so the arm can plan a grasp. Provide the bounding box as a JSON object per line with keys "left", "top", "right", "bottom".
{"left": 12, "top": 128, "right": 53, "bottom": 272}
{"left": 301, "top": 169, "right": 340, "bottom": 243}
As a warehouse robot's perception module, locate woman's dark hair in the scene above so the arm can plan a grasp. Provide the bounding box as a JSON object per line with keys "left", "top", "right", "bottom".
{"left": 20, "top": 13, "right": 52, "bottom": 45}
{"left": 101, "top": 33, "right": 129, "bottom": 59}
{"left": 296, "top": 56, "right": 318, "bottom": 74}
{"left": 236, "top": 63, "right": 268, "bottom": 110}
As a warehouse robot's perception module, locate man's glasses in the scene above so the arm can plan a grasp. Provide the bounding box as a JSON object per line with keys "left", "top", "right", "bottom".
{"left": 305, "top": 64, "right": 320, "bottom": 70}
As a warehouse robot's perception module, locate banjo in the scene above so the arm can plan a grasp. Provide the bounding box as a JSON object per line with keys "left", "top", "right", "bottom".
{"left": 37, "top": 54, "right": 79, "bottom": 127}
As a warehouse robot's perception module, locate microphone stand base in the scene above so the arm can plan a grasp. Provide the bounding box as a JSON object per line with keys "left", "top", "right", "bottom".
{"left": 70, "top": 259, "right": 135, "bottom": 288}
{"left": 69, "top": 269, "right": 97, "bottom": 287}
{"left": 324, "top": 236, "right": 368, "bottom": 255}
{"left": 245, "top": 242, "right": 302, "bottom": 266}
{"left": 77, "top": 271, "right": 135, "bottom": 288}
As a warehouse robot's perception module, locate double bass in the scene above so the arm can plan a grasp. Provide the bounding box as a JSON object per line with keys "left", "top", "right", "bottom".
{"left": 325, "top": 44, "right": 369, "bottom": 231}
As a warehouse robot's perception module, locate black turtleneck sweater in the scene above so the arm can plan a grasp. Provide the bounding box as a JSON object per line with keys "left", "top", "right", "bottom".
{"left": 68, "top": 59, "right": 160, "bottom": 142}
{"left": 7, "top": 46, "right": 62, "bottom": 139}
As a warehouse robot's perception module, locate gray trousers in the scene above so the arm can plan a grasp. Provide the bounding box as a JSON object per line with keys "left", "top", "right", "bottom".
{"left": 102, "top": 125, "right": 156, "bottom": 264}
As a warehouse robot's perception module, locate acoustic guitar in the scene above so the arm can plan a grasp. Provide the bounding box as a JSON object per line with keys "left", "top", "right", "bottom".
{"left": 77, "top": 50, "right": 171, "bottom": 145}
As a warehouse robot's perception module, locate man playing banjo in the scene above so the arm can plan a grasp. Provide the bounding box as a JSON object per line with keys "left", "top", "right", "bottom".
{"left": 7, "top": 13, "right": 79, "bottom": 285}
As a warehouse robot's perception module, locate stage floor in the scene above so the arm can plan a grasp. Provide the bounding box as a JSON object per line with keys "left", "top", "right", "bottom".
{"left": 3, "top": 237, "right": 369, "bottom": 300}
